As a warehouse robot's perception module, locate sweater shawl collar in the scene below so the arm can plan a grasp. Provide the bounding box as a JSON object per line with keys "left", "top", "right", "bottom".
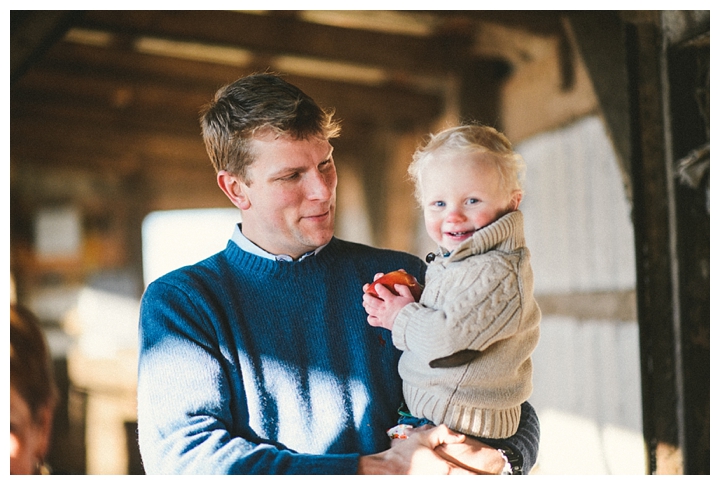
{"left": 435, "top": 210, "right": 525, "bottom": 265}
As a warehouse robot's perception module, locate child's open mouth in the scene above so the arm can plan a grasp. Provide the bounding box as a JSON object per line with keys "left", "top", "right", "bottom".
{"left": 447, "top": 230, "right": 476, "bottom": 238}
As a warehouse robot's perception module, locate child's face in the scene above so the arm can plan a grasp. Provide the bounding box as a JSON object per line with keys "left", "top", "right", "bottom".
{"left": 420, "top": 150, "right": 518, "bottom": 251}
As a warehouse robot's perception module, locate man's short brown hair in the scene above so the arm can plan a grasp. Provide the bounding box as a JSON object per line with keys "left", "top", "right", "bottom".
{"left": 200, "top": 73, "right": 341, "bottom": 181}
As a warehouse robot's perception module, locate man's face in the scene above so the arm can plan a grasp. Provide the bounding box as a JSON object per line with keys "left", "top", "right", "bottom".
{"left": 234, "top": 133, "right": 337, "bottom": 259}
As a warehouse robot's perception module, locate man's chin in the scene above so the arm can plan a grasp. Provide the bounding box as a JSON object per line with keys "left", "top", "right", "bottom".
{"left": 296, "top": 226, "right": 334, "bottom": 250}
{"left": 301, "top": 216, "right": 334, "bottom": 238}
{"left": 312, "top": 230, "right": 334, "bottom": 247}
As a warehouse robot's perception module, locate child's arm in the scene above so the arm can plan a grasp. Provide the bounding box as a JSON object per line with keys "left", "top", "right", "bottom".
{"left": 393, "top": 256, "right": 525, "bottom": 364}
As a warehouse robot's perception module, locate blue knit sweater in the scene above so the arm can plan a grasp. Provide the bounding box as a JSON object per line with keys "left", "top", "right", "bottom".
{"left": 137, "top": 237, "right": 539, "bottom": 474}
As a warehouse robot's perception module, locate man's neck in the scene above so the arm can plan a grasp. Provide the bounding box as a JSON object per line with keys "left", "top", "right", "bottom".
{"left": 230, "top": 224, "right": 325, "bottom": 261}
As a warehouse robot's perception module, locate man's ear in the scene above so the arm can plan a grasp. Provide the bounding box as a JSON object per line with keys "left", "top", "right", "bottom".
{"left": 217, "top": 170, "right": 251, "bottom": 210}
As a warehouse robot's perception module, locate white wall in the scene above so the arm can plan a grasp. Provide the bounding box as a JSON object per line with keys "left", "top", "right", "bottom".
{"left": 520, "top": 115, "right": 636, "bottom": 294}
{"left": 517, "top": 115, "right": 645, "bottom": 474}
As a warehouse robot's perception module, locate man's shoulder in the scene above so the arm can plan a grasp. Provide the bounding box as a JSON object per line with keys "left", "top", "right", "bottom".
{"left": 147, "top": 245, "right": 232, "bottom": 289}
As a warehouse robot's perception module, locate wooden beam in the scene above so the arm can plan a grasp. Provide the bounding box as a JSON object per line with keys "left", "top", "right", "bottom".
{"left": 11, "top": 115, "right": 209, "bottom": 172}
{"left": 76, "top": 10, "right": 462, "bottom": 75}
{"left": 421, "top": 10, "right": 565, "bottom": 37}
{"left": 568, "top": 11, "right": 633, "bottom": 201}
{"left": 12, "top": 41, "right": 443, "bottom": 130}
{"left": 535, "top": 290, "right": 637, "bottom": 322}
{"left": 10, "top": 11, "right": 85, "bottom": 85}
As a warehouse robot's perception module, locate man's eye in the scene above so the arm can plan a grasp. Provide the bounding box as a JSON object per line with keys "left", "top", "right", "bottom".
{"left": 280, "top": 173, "right": 299, "bottom": 181}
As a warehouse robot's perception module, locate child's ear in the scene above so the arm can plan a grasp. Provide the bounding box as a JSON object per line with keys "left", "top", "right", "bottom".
{"left": 510, "top": 191, "right": 523, "bottom": 211}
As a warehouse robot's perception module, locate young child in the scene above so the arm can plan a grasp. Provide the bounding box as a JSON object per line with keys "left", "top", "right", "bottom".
{"left": 363, "top": 124, "right": 541, "bottom": 473}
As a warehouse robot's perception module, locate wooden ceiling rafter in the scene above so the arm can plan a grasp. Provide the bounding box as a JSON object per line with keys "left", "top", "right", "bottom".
{"left": 74, "top": 10, "right": 461, "bottom": 77}
{"left": 10, "top": 10, "right": 86, "bottom": 85}
{"left": 11, "top": 117, "right": 207, "bottom": 173}
{"left": 13, "top": 37, "right": 444, "bottom": 132}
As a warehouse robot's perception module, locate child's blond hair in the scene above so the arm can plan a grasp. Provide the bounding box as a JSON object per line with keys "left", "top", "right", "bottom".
{"left": 408, "top": 124, "right": 526, "bottom": 204}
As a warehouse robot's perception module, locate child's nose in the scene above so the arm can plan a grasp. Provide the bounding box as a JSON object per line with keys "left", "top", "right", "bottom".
{"left": 445, "top": 209, "right": 466, "bottom": 222}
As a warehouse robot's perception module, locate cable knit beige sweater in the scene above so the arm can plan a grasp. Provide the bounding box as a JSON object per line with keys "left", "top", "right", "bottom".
{"left": 392, "top": 210, "right": 541, "bottom": 439}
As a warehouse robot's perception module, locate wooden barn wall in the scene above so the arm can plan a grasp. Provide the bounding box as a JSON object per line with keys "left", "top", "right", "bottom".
{"left": 520, "top": 116, "right": 636, "bottom": 294}
{"left": 516, "top": 115, "right": 643, "bottom": 474}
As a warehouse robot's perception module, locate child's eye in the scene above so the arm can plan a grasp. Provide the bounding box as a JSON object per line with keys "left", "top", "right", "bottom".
{"left": 431, "top": 201, "right": 445, "bottom": 208}
{"left": 467, "top": 198, "right": 479, "bottom": 205}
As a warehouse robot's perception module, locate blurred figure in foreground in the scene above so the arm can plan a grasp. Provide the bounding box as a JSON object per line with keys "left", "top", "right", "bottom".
{"left": 10, "top": 304, "right": 58, "bottom": 474}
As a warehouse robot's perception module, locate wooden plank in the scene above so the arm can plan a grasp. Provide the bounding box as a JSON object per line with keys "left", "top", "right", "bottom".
{"left": 535, "top": 290, "right": 637, "bottom": 322}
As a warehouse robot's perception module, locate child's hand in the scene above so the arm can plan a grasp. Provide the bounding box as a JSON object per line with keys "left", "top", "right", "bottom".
{"left": 363, "top": 273, "right": 416, "bottom": 331}
{"left": 365, "top": 270, "right": 423, "bottom": 301}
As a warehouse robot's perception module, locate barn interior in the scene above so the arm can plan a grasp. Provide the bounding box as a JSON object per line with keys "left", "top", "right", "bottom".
{"left": 10, "top": 10, "right": 710, "bottom": 474}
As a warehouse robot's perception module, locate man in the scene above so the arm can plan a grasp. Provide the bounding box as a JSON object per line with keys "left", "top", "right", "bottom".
{"left": 137, "top": 73, "right": 539, "bottom": 474}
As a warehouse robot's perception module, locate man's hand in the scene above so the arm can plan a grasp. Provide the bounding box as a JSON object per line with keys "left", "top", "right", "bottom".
{"left": 436, "top": 435, "right": 508, "bottom": 475}
{"left": 384, "top": 425, "right": 508, "bottom": 475}
{"left": 357, "top": 425, "right": 476, "bottom": 475}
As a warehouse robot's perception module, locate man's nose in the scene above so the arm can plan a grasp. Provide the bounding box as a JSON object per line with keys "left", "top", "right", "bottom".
{"left": 306, "top": 169, "right": 334, "bottom": 200}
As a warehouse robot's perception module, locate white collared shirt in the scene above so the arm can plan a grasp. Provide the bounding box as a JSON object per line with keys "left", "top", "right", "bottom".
{"left": 230, "top": 224, "right": 327, "bottom": 262}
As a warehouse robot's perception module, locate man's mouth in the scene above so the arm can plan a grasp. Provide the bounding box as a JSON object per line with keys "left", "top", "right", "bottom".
{"left": 304, "top": 209, "right": 332, "bottom": 221}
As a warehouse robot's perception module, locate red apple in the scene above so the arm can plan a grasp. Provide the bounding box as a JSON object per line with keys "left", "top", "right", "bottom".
{"left": 366, "top": 270, "right": 423, "bottom": 301}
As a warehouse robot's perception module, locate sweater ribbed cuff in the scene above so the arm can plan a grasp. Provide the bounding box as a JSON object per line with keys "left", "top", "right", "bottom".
{"left": 404, "top": 383, "right": 521, "bottom": 439}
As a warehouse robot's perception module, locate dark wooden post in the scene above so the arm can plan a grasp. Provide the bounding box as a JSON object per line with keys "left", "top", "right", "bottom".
{"left": 625, "top": 12, "right": 710, "bottom": 474}
{"left": 626, "top": 14, "right": 682, "bottom": 474}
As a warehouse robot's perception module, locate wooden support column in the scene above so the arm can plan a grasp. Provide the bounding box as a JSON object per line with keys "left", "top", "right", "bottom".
{"left": 662, "top": 13, "right": 710, "bottom": 475}
{"left": 626, "top": 12, "right": 710, "bottom": 475}
{"left": 626, "top": 15, "right": 682, "bottom": 474}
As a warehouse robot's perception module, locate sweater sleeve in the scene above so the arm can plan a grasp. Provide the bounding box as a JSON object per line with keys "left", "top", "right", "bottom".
{"left": 478, "top": 401, "right": 541, "bottom": 474}
{"left": 392, "top": 253, "right": 522, "bottom": 364}
{"left": 137, "top": 280, "right": 359, "bottom": 475}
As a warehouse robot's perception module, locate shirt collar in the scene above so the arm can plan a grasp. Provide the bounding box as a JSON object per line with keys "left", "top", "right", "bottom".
{"left": 230, "top": 223, "right": 327, "bottom": 262}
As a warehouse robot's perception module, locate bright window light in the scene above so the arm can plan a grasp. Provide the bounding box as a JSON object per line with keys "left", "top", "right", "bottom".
{"left": 142, "top": 208, "right": 240, "bottom": 286}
